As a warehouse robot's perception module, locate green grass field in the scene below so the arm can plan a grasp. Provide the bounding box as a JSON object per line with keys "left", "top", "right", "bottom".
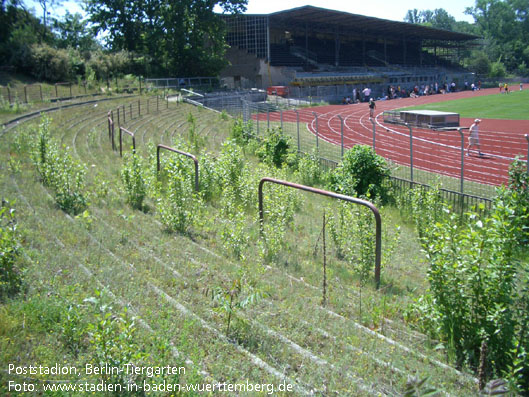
{"left": 0, "top": 95, "right": 487, "bottom": 395}
{"left": 399, "top": 89, "right": 529, "bottom": 120}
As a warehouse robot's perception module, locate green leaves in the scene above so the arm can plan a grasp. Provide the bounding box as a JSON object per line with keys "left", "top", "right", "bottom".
{"left": 0, "top": 202, "right": 23, "bottom": 301}
{"left": 31, "top": 115, "right": 87, "bottom": 215}
{"left": 330, "top": 145, "right": 390, "bottom": 202}
{"left": 121, "top": 151, "right": 147, "bottom": 210}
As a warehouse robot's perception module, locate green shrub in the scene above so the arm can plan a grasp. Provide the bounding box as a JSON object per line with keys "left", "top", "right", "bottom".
{"left": 121, "top": 152, "right": 147, "bottom": 210}
{"left": 255, "top": 128, "right": 292, "bottom": 168}
{"left": 330, "top": 145, "right": 390, "bottom": 202}
{"left": 407, "top": 193, "right": 529, "bottom": 390}
{"left": 31, "top": 116, "right": 87, "bottom": 214}
{"left": 158, "top": 158, "right": 202, "bottom": 233}
{"left": 497, "top": 158, "right": 529, "bottom": 245}
{"left": 296, "top": 149, "right": 325, "bottom": 186}
{"left": 0, "top": 204, "right": 23, "bottom": 301}
{"left": 230, "top": 117, "right": 253, "bottom": 146}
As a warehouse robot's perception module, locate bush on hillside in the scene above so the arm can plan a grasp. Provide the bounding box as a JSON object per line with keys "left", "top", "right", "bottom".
{"left": 330, "top": 145, "right": 391, "bottom": 202}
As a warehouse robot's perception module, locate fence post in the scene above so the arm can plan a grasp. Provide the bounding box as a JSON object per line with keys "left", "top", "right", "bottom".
{"left": 337, "top": 115, "right": 344, "bottom": 158}
{"left": 267, "top": 108, "right": 270, "bottom": 130}
{"left": 139, "top": 77, "right": 142, "bottom": 95}
{"left": 280, "top": 109, "right": 283, "bottom": 131}
{"left": 405, "top": 123, "right": 413, "bottom": 182}
{"left": 458, "top": 128, "right": 465, "bottom": 193}
{"left": 526, "top": 134, "right": 529, "bottom": 175}
{"left": 69, "top": 83, "right": 72, "bottom": 98}
{"left": 157, "top": 95, "right": 159, "bottom": 112}
{"left": 55, "top": 84, "right": 58, "bottom": 98}
{"left": 39, "top": 85, "right": 43, "bottom": 101}
{"left": 117, "top": 107, "right": 120, "bottom": 126}
{"left": 295, "top": 110, "right": 300, "bottom": 152}
{"left": 7, "top": 87, "right": 11, "bottom": 104}
{"left": 370, "top": 118, "right": 376, "bottom": 151}
{"left": 138, "top": 99, "right": 141, "bottom": 117}
{"left": 312, "top": 112, "right": 319, "bottom": 149}
{"left": 24, "top": 86, "right": 28, "bottom": 103}
{"left": 257, "top": 105, "right": 260, "bottom": 135}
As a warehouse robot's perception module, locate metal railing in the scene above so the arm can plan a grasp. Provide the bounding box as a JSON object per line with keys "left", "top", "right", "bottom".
{"left": 119, "top": 127, "right": 136, "bottom": 157}
{"left": 157, "top": 144, "right": 199, "bottom": 192}
{"left": 258, "top": 177, "right": 382, "bottom": 289}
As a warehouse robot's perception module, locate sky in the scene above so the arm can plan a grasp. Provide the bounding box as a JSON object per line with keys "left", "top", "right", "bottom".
{"left": 26, "top": 0, "right": 477, "bottom": 24}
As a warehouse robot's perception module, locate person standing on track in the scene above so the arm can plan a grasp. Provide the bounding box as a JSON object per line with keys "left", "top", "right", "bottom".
{"left": 368, "top": 98, "right": 376, "bottom": 119}
{"left": 467, "top": 119, "right": 483, "bottom": 156}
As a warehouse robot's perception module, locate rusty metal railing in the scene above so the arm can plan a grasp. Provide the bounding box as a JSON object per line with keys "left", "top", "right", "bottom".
{"left": 258, "top": 177, "right": 382, "bottom": 289}
{"left": 156, "top": 144, "right": 199, "bottom": 192}
{"left": 119, "top": 126, "right": 135, "bottom": 157}
{"left": 107, "top": 111, "right": 115, "bottom": 151}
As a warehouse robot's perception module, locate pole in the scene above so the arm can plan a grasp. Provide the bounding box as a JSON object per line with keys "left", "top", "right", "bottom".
{"left": 295, "top": 110, "right": 300, "bottom": 152}
{"left": 458, "top": 128, "right": 464, "bottom": 193}
{"left": 312, "top": 112, "right": 319, "bottom": 149}
{"left": 370, "top": 118, "right": 376, "bottom": 151}
{"left": 280, "top": 110, "right": 283, "bottom": 131}
{"left": 337, "top": 115, "right": 344, "bottom": 158}
{"left": 24, "top": 86, "right": 28, "bottom": 103}
{"left": 526, "top": 134, "right": 529, "bottom": 175}
{"left": 406, "top": 123, "right": 413, "bottom": 182}
{"left": 267, "top": 108, "right": 270, "bottom": 130}
{"left": 257, "top": 105, "right": 260, "bottom": 135}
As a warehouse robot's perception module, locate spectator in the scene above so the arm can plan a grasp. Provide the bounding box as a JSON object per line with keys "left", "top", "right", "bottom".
{"left": 362, "top": 87, "right": 371, "bottom": 102}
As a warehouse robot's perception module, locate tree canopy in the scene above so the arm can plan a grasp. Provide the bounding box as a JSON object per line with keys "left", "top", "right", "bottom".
{"left": 84, "top": 0, "right": 248, "bottom": 77}
{"left": 405, "top": 1, "right": 529, "bottom": 76}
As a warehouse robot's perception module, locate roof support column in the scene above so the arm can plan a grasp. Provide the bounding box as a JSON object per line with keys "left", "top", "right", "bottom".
{"left": 334, "top": 29, "right": 341, "bottom": 66}
{"left": 335, "top": 30, "right": 340, "bottom": 67}
{"left": 305, "top": 22, "right": 309, "bottom": 68}
{"left": 362, "top": 36, "right": 366, "bottom": 66}
{"left": 402, "top": 36, "right": 407, "bottom": 65}
{"left": 267, "top": 16, "right": 271, "bottom": 63}
{"left": 419, "top": 40, "right": 423, "bottom": 66}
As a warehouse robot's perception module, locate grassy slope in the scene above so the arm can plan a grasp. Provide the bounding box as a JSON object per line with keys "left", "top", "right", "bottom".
{"left": 398, "top": 89, "right": 529, "bottom": 120}
{"left": 0, "top": 97, "right": 482, "bottom": 395}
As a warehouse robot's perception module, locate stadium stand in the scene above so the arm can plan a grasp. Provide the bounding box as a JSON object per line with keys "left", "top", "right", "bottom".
{"left": 219, "top": 6, "right": 479, "bottom": 95}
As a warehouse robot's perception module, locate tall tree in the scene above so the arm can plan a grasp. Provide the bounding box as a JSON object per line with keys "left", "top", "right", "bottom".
{"left": 52, "top": 11, "right": 98, "bottom": 51}
{"left": 466, "top": 0, "right": 529, "bottom": 73}
{"left": 84, "top": 0, "right": 247, "bottom": 77}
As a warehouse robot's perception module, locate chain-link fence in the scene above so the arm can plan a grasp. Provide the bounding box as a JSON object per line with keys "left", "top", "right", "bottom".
{"left": 178, "top": 89, "right": 529, "bottom": 206}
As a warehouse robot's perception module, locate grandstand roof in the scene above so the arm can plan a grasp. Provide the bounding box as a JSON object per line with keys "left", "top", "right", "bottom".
{"left": 268, "top": 6, "right": 478, "bottom": 42}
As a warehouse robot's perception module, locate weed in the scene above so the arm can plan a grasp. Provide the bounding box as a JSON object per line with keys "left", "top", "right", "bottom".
{"left": 158, "top": 156, "right": 202, "bottom": 233}
{"left": 121, "top": 152, "right": 147, "bottom": 210}
{"left": 0, "top": 202, "right": 23, "bottom": 301}
{"left": 210, "top": 273, "right": 268, "bottom": 337}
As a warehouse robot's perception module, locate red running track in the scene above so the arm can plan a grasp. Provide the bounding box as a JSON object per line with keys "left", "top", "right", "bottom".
{"left": 256, "top": 87, "right": 529, "bottom": 187}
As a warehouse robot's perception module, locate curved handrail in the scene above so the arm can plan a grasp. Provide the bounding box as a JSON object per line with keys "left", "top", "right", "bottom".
{"left": 258, "top": 177, "right": 382, "bottom": 289}
{"left": 119, "top": 126, "right": 136, "bottom": 157}
{"left": 156, "top": 144, "right": 199, "bottom": 192}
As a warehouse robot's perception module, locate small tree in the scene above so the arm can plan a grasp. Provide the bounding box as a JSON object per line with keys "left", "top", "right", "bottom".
{"left": 330, "top": 145, "right": 390, "bottom": 202}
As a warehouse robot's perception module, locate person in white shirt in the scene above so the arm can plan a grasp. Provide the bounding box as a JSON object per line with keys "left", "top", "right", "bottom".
{"left": 467, "top": 119, "right": 483, "bottom": 156}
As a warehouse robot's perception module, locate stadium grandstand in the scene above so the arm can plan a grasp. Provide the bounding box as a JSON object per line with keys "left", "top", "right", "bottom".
{"left": 219, "top": 6, "right": 479, "bottom": 100}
